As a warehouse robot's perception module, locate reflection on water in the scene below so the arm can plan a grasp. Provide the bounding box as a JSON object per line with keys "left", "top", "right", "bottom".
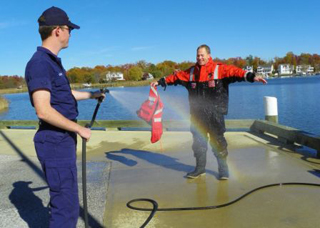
{"left": 1, "top": 76, "right": 320, "bottom": 136}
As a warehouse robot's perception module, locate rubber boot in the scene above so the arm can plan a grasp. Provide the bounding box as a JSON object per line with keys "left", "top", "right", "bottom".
{"left": 186, "top": 156, "right": 206, "bottom": 179}
{"left": 216, "top": 154, "right": 229, "bottom": 180}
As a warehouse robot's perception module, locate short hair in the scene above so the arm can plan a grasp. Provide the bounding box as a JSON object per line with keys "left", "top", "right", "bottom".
{"left": 197, "top": 44, "right": 211, "bottom": 54}
{"left": 38, "top": 25, "right": 57, "bottom": 41}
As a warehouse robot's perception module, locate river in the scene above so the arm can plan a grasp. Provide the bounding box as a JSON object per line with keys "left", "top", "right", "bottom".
{"left": 0, "top": 75, "right": 319, "bottom": 136}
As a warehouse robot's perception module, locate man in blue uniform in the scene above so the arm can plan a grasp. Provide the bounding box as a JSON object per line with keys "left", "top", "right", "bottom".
{"left": 25, "top": 7, "right": 105, "bottom": 227}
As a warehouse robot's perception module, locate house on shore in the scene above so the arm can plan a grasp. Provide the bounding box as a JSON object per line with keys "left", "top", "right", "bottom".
{"left": 106, "top": 71, "right": 125, "bottom": 81}
{"left": 278, "top": 64, "right": 294, "bottom": 75}
{"left": 142, "top": 73, "right": 154, "bottom": 80}
{"left": 257, "top": 65, "right": 274, "bottom": 77}
{"left": 296, "top": 65, "right": 314, "bottom": 75}
{"left": 243, "top": 66, "right": 253, "bottom": 73}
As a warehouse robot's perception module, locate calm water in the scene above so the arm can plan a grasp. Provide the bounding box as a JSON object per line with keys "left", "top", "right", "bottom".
{"left": 1, "top": 76, "right": 319, "bottom": 136}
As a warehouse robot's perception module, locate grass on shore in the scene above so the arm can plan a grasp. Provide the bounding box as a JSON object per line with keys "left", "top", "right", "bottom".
{"left": 70, "top": 80, "right": 153, "bottom": 90}
{"left": 0, "top": 87, "right": 28, "bottom": 94}
{"left": 0, "top": 96, "right": 9, "bottom": 111}
{"left": 0, "top": 80, "right": 155, "bottom": 94}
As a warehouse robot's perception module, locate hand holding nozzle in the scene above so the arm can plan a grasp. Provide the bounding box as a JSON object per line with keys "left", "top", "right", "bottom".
{"left": 90, "top": 88, "right": 109, "bottom": 103}
{"left": 99, "top": 88, "right": 109, "bottom": 102}
{"left": 87, "top": 88, "right": 109, "bottom": 129}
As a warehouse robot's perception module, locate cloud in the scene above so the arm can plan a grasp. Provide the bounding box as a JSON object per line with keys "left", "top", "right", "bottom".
{"left": 88, "top": 46, "right": 119, "bottom": 56}
{"left": 0, "top": 20, "right": 27, "bottom": 29}
{"left": 74, "top": 46, "right": 118, "bottom": 58}
{"left": 131, "top": 46, "right": 154, "bottom": 51}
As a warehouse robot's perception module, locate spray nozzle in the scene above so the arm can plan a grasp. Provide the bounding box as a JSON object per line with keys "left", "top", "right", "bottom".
{"left": 97, "top": 88, "right": 109, "bottom": 103}
{"left": 100, "top": 88, "right": 110, "bottom": 94}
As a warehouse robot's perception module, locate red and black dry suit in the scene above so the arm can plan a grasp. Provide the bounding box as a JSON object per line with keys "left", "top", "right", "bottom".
{"left": 158, "top": 57, "right": 255, "bottom": 163}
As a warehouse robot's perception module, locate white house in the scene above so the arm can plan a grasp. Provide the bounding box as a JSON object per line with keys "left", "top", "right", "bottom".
{"left": 244, "top": 66, "right": 253, "bottom": 73}
{"left": 296, "top": 65, "right": 303, "bottom": 74}
{"left": 278, "top": 64, "right": 293, "bottom": 75}
{"left": 296, "top": 65, "right": 314, "bottom": 75}
{"left": 257, "top": 65, "right": 274, "bottom": 76}
{"left": 306, "top": 66, "right": 314, "bottom": 73}
{"left": 142, "top": 73, "right": 154, "bottom": 80}
{"left": 106, "top": 71, "right": 125, "bottom": 81}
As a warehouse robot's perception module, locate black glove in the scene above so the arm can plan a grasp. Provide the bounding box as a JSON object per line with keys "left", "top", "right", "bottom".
{"left": 246, "top": 72, "right": 256, "bottom": 83}
{"left": 157, "top": 78, "right": 167, "bottom": 91}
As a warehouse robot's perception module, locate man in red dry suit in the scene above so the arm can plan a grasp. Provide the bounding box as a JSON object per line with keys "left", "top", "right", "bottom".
{"left": 152, "top": 44, "right": 267, "bottom": 180}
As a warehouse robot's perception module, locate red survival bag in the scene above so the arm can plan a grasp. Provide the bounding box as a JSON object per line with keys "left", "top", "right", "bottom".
{"left": 137, "top": 85, "right": 164, "bottom": 143}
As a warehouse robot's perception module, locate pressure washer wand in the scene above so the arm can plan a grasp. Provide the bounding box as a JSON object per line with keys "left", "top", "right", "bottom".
{"left": 82, "top": 88, "right": 109, "bottom": 228}
{"left": 87, "top": 88, "right": 109, "bottom": 128}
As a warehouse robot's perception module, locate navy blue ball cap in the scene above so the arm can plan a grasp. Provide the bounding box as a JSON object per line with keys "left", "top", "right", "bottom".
{"left": 38, "top": 6, "right": 80, "bottom": 29}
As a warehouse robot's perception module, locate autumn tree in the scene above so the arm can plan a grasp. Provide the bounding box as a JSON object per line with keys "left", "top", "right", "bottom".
{"left": 177, "top": 61, "right": 194, "bottom": 71}
{"left": 246, "top": 55, "right": 254, "bottom": 66}
{"left": 136, "top": 60, "right": 150, "bottom": 71}
{"left": 145, "top": 64, "right": 162, "bottom": 78}
{"left": 251, "top": 57, "right": 266, "bottom": 71}
{"left": 127, "top": 66, "right": 143, "bottom": 81}
{"left": 156, "top": 60, "right": 176, "bottom": 76}
{"left": 0, "top": 75, "right": 25, "bottom": 89}
{"left": 299, "top": 53, "right": 312, "bottom": 65}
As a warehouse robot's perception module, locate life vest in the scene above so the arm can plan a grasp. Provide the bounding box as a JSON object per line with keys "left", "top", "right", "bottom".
{"left": 186, "top": 65, "right": 230, "bottom": 115}
{"left": 163, "top": 58, "right": 249, "bottom": 115}
{"left": 137, "top": 85, "right": 163, "bottom": 143}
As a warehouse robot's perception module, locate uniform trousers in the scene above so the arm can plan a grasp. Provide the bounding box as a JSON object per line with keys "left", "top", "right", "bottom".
{"left": 34, "top": 128, "right": 79, "bottom": 228}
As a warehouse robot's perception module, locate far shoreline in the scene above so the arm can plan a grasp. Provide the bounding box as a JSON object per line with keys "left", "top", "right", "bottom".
{"left": 0, "top": 80, "right": 154, "bottom": 95}
{"left": 1, "top": 74, "right": 319, "bottom": 95}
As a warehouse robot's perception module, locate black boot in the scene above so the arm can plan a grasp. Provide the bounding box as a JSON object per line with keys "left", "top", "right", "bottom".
{"left": 186, "top": 156, "right": 206, "bottom": 179}
{"left": 216, "top": 149, "right": 229, "bottom": 180}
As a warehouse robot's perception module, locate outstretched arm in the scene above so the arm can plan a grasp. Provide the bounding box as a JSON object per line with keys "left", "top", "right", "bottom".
{"left": 71, "top": 90, "right": 106, "bottom": 101}
{"left": 253, "top": 76, "right": 268, "bottom": 84}
{"left": 151, "top": 69, "right": 190, "bottom": 88}
{"left": 220, "top": 64, "right": 268, "bottom": 84}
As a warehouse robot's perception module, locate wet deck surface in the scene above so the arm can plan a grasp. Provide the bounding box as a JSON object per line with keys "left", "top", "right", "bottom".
{"left": 1, "top": 129, "right": 320, "bottom": 228}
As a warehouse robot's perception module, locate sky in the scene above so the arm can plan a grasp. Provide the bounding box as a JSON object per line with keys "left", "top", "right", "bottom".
{"left": 0, "top": 0, "right": 319, "bottom": 76}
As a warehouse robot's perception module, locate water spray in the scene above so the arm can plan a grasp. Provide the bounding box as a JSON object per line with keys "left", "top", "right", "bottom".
{"left": 82, "top": 88, "right": 109, "bottom": 228}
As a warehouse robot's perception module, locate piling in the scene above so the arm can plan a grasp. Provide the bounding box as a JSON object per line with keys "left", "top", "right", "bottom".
{"left": 264, "top": 96, "right": 278, "bottom": 123}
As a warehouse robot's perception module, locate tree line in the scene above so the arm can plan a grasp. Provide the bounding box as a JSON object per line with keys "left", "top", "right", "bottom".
{"left": 1, "top": 52, "right": 320, "bottom": 89}
{"left": 0, "top": 75, "right": 25, "bottom": 89}
{"left": 66, "top": 60, "right": 195, "bottom": 84}
{"left": 66, "top": 52, "right": 320, "bottom": 84}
